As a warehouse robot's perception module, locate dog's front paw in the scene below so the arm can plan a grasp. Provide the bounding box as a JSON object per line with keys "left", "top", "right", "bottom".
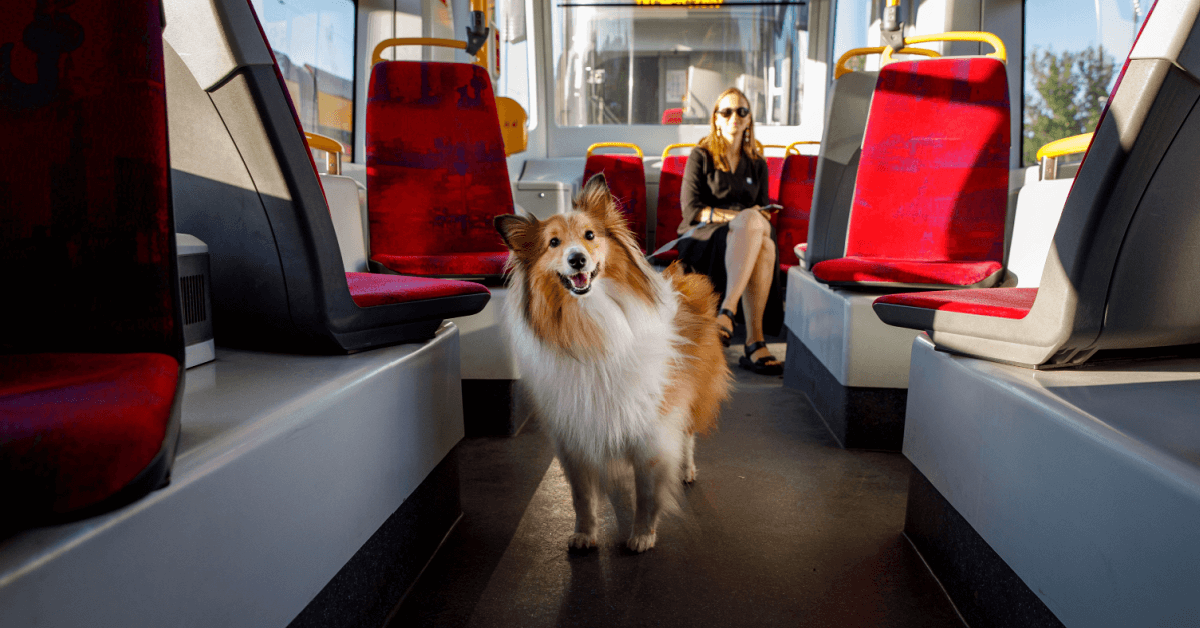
{"left": 627, "top": 531, "right": 657, "bottom": 553}
{"left": 683, "top": 464, "right": 697, "bottom": 484}
{"left": 567, "top": 533, "right": 598, "bottom": 550}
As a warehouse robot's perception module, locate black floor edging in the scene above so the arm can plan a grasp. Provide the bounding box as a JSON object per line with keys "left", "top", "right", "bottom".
{"left": 782, "top": 328, "right": 907, "bottom": 450}
{"left": 286, "top": 450, "right": 461, "bottom": 628}
{"left": 904, "top": 467, "right": 1067, "bottom": 628}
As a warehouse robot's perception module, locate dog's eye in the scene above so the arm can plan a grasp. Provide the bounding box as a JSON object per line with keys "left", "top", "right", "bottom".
{"left": 549, "top": 237, "right": 560, "bottom": 248}
{"left": 584, "top": 230, "right": 595, "bottom": 240}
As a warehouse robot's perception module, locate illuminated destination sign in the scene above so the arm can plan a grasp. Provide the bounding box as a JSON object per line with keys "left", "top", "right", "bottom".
{"left": 635, "top": 0, "right": 723, "bottom": 5}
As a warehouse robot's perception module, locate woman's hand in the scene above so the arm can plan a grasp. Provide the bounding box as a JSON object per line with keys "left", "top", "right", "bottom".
{"left": 707, "top": 207, "right": 738, "bottom": 223}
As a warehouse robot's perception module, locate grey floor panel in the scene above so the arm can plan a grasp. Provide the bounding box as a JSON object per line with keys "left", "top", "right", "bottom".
{"left": 390, "top": 337, "right": 965, "bottom": 628}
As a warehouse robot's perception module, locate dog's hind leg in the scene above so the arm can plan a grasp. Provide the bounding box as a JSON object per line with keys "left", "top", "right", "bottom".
{"left": 682, "top": 432, "right": 697, "bottom": 484}
{"left": 560, "top": 455, "right": 601, "bottom": 550}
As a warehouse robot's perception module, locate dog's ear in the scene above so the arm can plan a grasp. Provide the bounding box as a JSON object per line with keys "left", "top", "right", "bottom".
{"left": 494, "top": 214, "right": 539, "bottom": 253}
{"left": 576, "top": 173, "right": 614, "bottom": 221}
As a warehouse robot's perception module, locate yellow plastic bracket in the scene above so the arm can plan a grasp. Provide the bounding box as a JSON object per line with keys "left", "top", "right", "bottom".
{"left": 586, "top": 142, "right": 643, "bottom": 158}
{"left": 834, "top": 46, "right": 940, "bottom": 79}
{"left": 882, "top": 31, "right": 1007, "bottom": 64}
{"left": 661, "top": 143, "right": 695, "bottom": 159}
{"left": 371, "top": 38, "right": 486, "bottom": 67}
{"left": 785, "top": 140, "right": 820, "bottom": 155}
{"left": 1036, "top": 132, "right": 1093, "bottom": 162}
{"left": 304, "top": 132, "right": 345, "bottom": 175}
{"left": 496, "top": 97, "right": 528, "bottom": 156}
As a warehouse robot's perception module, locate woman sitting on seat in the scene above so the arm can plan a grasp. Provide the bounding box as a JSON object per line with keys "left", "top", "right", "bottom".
{"left": 676, "top": 87, "right": 784, "bottom": 376}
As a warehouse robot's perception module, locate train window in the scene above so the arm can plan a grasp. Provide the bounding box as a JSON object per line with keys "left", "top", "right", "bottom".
{"left": 552, "top": 0, "right": 809, "bottom": 126}
{"left": 1022, "top": 0, "right": 1149, "bottom": 166}
{"left": 499, "top": 0, "right": 538, "bottom": 130}
{"left": 253, "top": 0, "right": 357, "bottom": 155}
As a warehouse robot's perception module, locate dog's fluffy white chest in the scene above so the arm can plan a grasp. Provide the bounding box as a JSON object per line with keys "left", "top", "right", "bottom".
{"left": 506, "top": 279, "right": 683, "bottom": 461}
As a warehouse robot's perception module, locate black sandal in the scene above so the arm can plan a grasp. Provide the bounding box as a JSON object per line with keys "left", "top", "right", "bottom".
{"left": 716, "top": 308, "right": 735, "bottom": 347}
{"left": 739, "top": 341, "right": 783, "bottom": 375}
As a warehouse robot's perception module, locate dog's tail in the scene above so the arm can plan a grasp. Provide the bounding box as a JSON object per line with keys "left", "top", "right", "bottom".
{"left": 663, "top": 261, "right": 731, "bottom": 436}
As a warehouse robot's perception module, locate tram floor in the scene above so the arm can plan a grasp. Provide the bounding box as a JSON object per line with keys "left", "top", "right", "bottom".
{"left": 386, "top": 333, "right": 966, "bottom": 628}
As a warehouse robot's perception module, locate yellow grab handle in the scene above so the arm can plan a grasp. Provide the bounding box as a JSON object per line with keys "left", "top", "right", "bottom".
{"left": 372, "top": 38, "right": 487, "bottom": 67}
{"left": 759, "top": 143, "right": 788, "bottom": 154}
{"left": 661, "top": 143, "right": 696, "bottom": 159}
{"left": 1036, "top": 132, "right": 1093, "bottom": 162}
{"left": 882, "top": 31, "right": 1007, "bottom": 64}
{"left": 304, "top": 132, "right": 345, "bottom": 175}
{"left": 785, "top": 141, "right": 820, "bottom": 155}
{"left": 587, "top": 142, "right": 643, "bottom": 158}
{"left": 834, "top": 46, "right": 940, "bottom": 79}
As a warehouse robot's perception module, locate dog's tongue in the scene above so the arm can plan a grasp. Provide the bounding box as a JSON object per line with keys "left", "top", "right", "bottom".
{"left": 571, "top": 273, "right": 588, "bottom": 289}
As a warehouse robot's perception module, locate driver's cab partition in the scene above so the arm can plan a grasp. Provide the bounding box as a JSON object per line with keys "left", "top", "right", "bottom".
{"left": 783, "top": 34, "right": 1009, "bottom": 450}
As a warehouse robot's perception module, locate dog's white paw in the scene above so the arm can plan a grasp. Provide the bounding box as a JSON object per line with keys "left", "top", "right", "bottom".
{"left": 683, "top": 464, "right": 697, "bottom": 484}
{"left": 627, "top": 531, "right": 657, "bottom": 553}
{"left": 567, "top": 533, "right": 598, "bottom": 550}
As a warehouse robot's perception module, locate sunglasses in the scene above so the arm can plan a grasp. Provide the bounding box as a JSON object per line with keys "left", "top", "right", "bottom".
{"left": 717, "top": 107, "right": 750, "bottom": 119}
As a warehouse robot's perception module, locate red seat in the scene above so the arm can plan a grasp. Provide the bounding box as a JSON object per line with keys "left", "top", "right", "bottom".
{"left": 765, "top": 155, "right": 786, "bottom": 204}
{"left": 776, "top": 153, "right": 818, "bottom": 267}
{"left": 345, "top": 272, "right": 491, "bottom": 308}
{"left": 584, "top": 146, "right": 648, "bottom": 249}
{"left": 652, "top": 148, "right": 691, "bottom": 258}
{"left": 1, "top": 0, "right": 182, "bottom": 523}
{"left": 811, "top": 57, "right": 1010, "bottom": 290}
{"left": 874, "top": 288, "right": 1037, "bottom": 320}
{"left": 367, "top": 60, "right": 513, "bottom": 279}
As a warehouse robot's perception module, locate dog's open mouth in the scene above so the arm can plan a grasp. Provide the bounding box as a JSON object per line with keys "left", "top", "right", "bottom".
{"left": 559, "top": 266, "right": 600, "bottom": 295}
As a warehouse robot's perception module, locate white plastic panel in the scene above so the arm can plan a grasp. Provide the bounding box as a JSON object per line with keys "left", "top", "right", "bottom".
{"left": 0, "top": 324, "right": 464, "bottom": 628}
{"left": 1006, "top": 173, "right": 1073, "bottom": 288}
{"left": 904, "top": 334, "right": 1200, "bottom": 628}
{"left": 784, "top": 267, "right": 919, "bottom": 388}
{"left": 456, "top": 287, "right": 520, "bottom": 380}
{"left": 321, "top": 174, "right": 369, "bottom": 272}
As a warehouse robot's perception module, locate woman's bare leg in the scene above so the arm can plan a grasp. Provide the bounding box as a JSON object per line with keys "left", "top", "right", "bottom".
{"left": 741, "top": 234, "right": 780, "bottom": 364}
{"left": 721, "top": 210, "right": 770, "bottom": 318}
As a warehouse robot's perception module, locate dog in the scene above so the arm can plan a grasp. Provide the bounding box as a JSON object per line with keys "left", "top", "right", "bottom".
{"left": 494, "top": 174, "right": 732, "bottom": 553}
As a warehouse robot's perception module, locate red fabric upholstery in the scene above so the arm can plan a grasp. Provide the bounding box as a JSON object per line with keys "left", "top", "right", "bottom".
{"left": 873, "top": 288, "right": 1037, "bottom": 320}
{"left": 0, "top": 354, "right": 178, "bottom": 513}
{"left": 812, "top": 258, "right": 1003, "bottom": 287}
{"left": 371, "top": 252, "right": 508, "bottom": 277}
{"left": 765, "top": 155, "right": 785, "bottom": 204}
{"left": 777, "top": 154, "right": 818, "bottom": 267}
{"left": 584, "top": 154, "right": 648, "bottom": 248}
{"left": 821, "top": 57, "right": 1010, "bottom": 288}
{"left": 346, "top": 272, "right": 490, "bottom": 308}
{"left": 366, "top": 61, "right": 512, "bottom": 276}
{"left": 662, "top": 108, "right": 683, "bottom": 124}
{"left": 654, "top": 154, "right": 689, "bottom": 252}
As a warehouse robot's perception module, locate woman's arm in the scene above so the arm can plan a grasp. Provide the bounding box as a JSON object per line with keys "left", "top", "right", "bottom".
{"left": 679, "top": 148, "right": 710, "bottom": 231}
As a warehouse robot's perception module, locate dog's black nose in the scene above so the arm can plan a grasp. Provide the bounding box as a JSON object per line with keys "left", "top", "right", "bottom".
{"left": 568, "top": 251, "right": 587, "bottom": 270}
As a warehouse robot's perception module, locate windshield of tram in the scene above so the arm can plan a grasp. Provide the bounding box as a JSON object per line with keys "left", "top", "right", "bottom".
{"left": 552, "top": 1, "right": 809, "bottom": 127}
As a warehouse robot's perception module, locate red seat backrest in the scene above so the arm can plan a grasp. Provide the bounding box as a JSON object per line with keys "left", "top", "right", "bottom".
{"left": 0, "top": 0, "right": 178, "bottom": 357}
{"left": 777, "top": 154, "right": 818, "bottom": 266}
{"left": 655, "top": 155, "right": 689, "bottom": 251}
{"left": 846, "top": 57, "right": 1009, "bottom": 263}
{"left": 765, "top": 155, "right": 786, "bottom": 204}
{"left": 583, "top": 154, "right": 648, "bottom": 248}
{"left": 366, "top": 61, "right": 513, "bottom": 258}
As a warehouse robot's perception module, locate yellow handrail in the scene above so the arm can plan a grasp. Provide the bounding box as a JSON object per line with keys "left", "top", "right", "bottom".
{"left": 834, "top": 46, "right": 940, "bottom": 79}
{"left": 882, "top": 31, "right": 1007, "bottom": 64}
{"left": 662, "top": 143, "right": 695, "bottom": 159}
{"left": 304, "top": 131, "right": 345, "bottom": 175}
{"left": 372, "top": 38, "right": 484, "bottom": 67}
{"left": 587, "top": 142, "right": 643, "bottom": 158}
{"left": 758, "top": 143, "right": 789, "bottom": 154}
{"left": 1036, "top": 132, "right": 1093, "bottom": 162}
{"left": 785, "top": 140, "right": 820, "bottom": 155}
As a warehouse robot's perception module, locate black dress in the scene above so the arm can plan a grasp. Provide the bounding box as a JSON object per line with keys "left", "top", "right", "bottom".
{"left": 676, "top": 145, "right": 784, "bottom": 336}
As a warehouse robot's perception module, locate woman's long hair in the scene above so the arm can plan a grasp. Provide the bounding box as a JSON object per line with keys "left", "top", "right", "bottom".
{"left": 698, "top": 87, "right": 760, "bottom": 172}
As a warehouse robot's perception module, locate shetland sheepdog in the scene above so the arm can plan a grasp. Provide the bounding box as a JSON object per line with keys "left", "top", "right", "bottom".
{"left": 494, "top": 174, "right": 732, "bottom": 553}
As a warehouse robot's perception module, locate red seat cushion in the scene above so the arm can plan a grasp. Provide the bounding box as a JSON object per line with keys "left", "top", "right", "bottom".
{"left": 366, "top": 61, "right": 512, "bottom": 265}
{"left": 827, "top": 57, "right": 1010, "bottom": 289}
{"left": 0, "top": 353, "right": 179, "bottom": 513}
{"left": 371, "top": 252, "right": 508, "bottom": 277}
{"left": 654, "top": 155, "right": 688, "bottom": 252}
{"left": 811, "top": 257, "right": 1003, "bottom": 287}
{"left": 584, "top": 154, "right": 647, "bottom": 248}
{"left": 345, "top": 272, "right": 490, "bottom": 308}
{"left": 777, "top": 154, "right": 818, "bottom": 267}
{"left": 873, "top": 288, "right": 1037, "bottom": 320}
